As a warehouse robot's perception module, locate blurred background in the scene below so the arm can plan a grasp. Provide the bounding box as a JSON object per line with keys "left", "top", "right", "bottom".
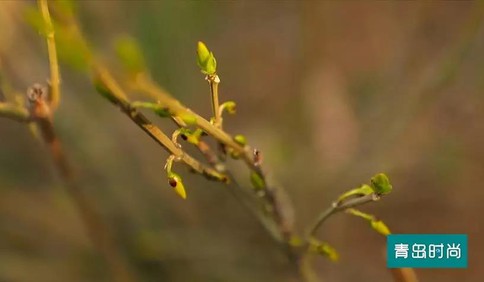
{"left": 0, "top": 1, "right": 483, "bottom": 281}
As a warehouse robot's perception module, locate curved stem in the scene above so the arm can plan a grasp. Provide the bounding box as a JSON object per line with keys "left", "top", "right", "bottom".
{"left": 300, "top": 193, "right": 381, "bottom": 282}
{"left": 305, "top": 193, "right": 380, "bottom": 239}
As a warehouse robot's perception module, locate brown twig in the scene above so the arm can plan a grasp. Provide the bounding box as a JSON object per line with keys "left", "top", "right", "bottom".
{"left": 132, "top": 75, "right": 295, "bottom": 242}
{"left": 92, "top": 65, "right": 228, "bottom": 183}
{"left": 26, "top": 84, "right": 137, "bottom": 282}
{"left": 42, "top": 0, "right": 296, "bottom": 248}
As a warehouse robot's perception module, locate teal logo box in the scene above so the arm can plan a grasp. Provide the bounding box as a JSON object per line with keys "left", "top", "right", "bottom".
{"left": 387, "top": 234, "right": 467, "bottom": 268}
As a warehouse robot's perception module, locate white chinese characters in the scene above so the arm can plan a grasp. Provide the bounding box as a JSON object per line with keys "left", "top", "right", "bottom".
{"left": 428, "top": 244, "right": 444, "bottom": 259}
{"left": 447, "top": 243, "right": 461, "bottom": 259}
{"left": 412, "top": 244, "right": 426, "bottom": 259}
{"left": 395, "top": 244, "right": 409, "bottom": 259}
{"left": 394, "top": 243, "right": 462, "bottom": 259}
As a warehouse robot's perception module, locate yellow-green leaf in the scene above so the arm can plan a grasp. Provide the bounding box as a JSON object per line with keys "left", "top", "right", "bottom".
{"left": 234, "top": 134, "right": 247, "bottom": 146}
{"left": 222, "top": 101, "right": 237, "bottom": 114}
{"left": 197, "top": 41, "right": 217, "bottom": 75}
{"left": 370, "top": 173, "right": 392, "bottom": 195}
{"left": 178, "top": 113, "right": 197, "bottom": 125}
{"left": 250, "top": 171, "right": 265, "bottom": 190}
{"left": 167, "top": 172, "right": 187, "bottom": 200}
{"left": 314, "top": 242, "right": 339, "bottom": 262}
{"left": 371, "top": 220, "right": 391, "bottom": 236}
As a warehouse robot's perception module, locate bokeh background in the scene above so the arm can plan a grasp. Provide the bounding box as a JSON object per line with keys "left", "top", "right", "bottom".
{"left": 1, "top": 1, "right": 483, "bottom": 281}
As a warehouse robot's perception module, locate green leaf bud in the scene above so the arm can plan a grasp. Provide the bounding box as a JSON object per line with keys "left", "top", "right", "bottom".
{"left": 197, "top": 41, "right": 217, "bottom": 75}
{"left": 314, "top": 242, "right": 339, "bottom": 262}
{"left": 370, "top": 220, "right": 391, "bottom": 236}
{"left": 370, "top": 173, "right": 392, "bottom": 195}
{"left": 250, "top": 171, "right": 265, "bottom": 190}
{"left": 178, "top": 113, "right": 197, "bottom": 125}
{"left": 167, "top": 172, "right": 187, "bottom": 199}
{"left": 234, "top": 134, "right": 247, "bottom": 146}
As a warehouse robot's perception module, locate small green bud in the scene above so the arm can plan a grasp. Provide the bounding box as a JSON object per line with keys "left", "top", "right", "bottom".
{"left": 154, "top": 107, "right": 171, "bottom": 117}
{"left": 178, "top": 113, "right": 197, "bottom": 125}
{"left": 197, "top": 41, "right": 210, "bottom": 63}
{"left": 370, "top": 220, "right": 391, "bottom": 236}
{"left": 250, "top": 171, "right": 265, "bottom": 190}
{"left": 289, "top": 236, "right": 303, "bottom": 247}
{"left": 314, "top": 242, "right": 339, "bottom": 262}
{"left": 229, "top": 150, "right": 241, "bottom": 159}
{"left": 234, "top": 134, "right": 247, "bottom": 146}
{"left": 167, "top": 172, "right": 187, "bottom": 199}
{"left": 370, "top": 173, "right": 392, "bottom": 195}
{"left": 179, "top": 128, "right": 200, "bottom": 145}
{"left": 197, "top": 41, "right": 217, "bottom": 75}
{"left": 221, "top": 101, "right": 237, "bottom": 114}
{"left": 186, "top": 135, "right": 199, "bottom": 145}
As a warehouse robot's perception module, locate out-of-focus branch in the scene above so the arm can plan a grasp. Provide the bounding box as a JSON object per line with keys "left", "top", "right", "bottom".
{"left": 43, "top": 0, "right": 296, "bottom": 244}
{"left": 0, "top": 67, "right": 138, "bottom": 282}
{"left": 391, "top": 267, "right": 419, "bottom": 282}
{"left": 38, "top": 0, "right": 60, "bottom": 110}
{"left": 0, "top": 2, "right": 140, "bottom": 280}
{"left": 26, "top": 83, "right": 138, "bottom": 282}
{"left": 0, "top": 102, "right": 30, "bottom": 122}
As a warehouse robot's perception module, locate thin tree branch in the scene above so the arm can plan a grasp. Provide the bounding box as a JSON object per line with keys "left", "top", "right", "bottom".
{"left": 207, "top": 74, "right": 221, "bottom": 128}
{"left": 299, "top": 193, "right": 382, "bottom": 282}
{"left": 27, "top": 84, "right": 138, "bottom": 282}
{"left": 132, "top": 75, "right": 295, "bottom": 240}
{"left": 0, "top": 102, "right": 30, "bottom": 122}
{"left": 38, "top": 0, "right": 61, "bottom": 110}
{"left": 305, "top": 193, "right": 380, "bottom": 239}
{"left": 42, "top": 1, "right": 295, "bottom": 244}
{"left": 93, "top": 65, "right": 228, "bottom": 183}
